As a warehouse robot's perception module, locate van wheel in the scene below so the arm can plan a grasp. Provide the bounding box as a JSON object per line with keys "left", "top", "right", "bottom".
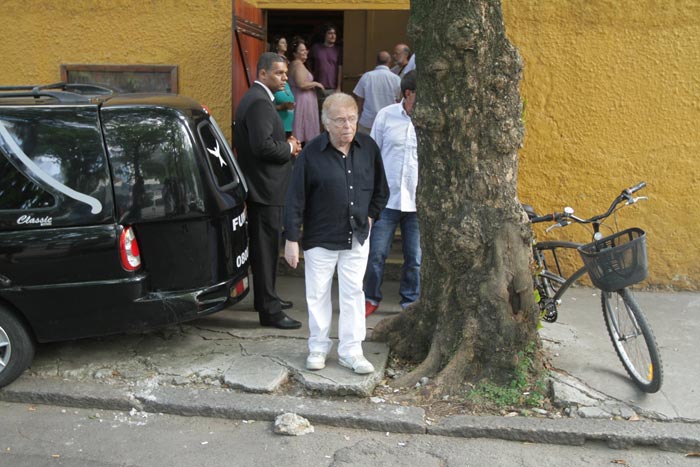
{"left": 0, "top": 306, "right": 35, "bottom": 388}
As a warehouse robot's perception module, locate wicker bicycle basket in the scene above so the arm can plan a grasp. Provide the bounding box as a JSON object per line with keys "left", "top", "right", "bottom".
{"left": 577, "top": 228, "right": 648, "bottom": 292}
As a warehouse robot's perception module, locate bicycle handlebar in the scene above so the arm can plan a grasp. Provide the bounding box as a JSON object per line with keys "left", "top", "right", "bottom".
{"left": 626, "top": 181, "right": 647, "bottom": 195}
{"left": 530, "top": 213, "right": 555, "bottom": 224}
{"left": 528, "top": 182, "right": 647, "bottom": 226}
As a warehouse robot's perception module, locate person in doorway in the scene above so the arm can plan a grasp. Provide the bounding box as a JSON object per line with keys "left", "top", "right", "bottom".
{"left": 271, "top": 36, "right": 295, "bottom": 137}
{"left": 233, "top": 52, "right": 302, "bottom": 330}
{"left": 352, "top": 51, "right": 401, "bottom": 134}
{"left": 274, "top": 82, "right": 296, "bottom": 138}
{"left": 391, "top": 43, "right": 411, "bottom": 78}
{"left": 403, "top": 52, "right": 416, "bottom": 75}
{"left": 364, "top": 71, "right": 420, "bottom": 317}
{"left": 271, "top": 35, "right": 289, "bottom": 62}
{"left": 288, "top": 37, "right": 324, "bottom": 145}
{"left": 283, "top": 93, "right": 388, "bottom": 374}
{"left": 274, "top": 80, "right": 295, "bottom": 138}
{"left": 310, "top": 24, "right": 343, "bottom": 99}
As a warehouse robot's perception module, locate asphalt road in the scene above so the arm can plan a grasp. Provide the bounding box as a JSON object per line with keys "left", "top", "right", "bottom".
{"left": 1, "top": 401, "right": 695, "bottom": 467}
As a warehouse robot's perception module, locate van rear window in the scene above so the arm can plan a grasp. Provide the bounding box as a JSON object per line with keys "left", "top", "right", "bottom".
{"left": 0, "top": 107, "right": 113, "bottom": 228}
{"left": 0, "top": 155, "right": 55, "bottom": 210}
{"left": 102, "top": 106, "right": 205, "bottom": 221}
{"left": 198, "top": 120, "right": 239, "bottom": 189}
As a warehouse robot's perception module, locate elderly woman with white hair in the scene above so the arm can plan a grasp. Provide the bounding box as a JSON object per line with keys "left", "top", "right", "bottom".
{"left": 283, "top": 93, "right": 388, "bottom": 374}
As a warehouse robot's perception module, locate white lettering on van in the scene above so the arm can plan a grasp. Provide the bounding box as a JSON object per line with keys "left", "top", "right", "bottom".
{"left": 232, "top": 210, "right": 247, "bottom": 232}
{"left": 17, "top": 214, "right": 53, "bottom": 226}
{"left": 236, "top": 247, "right": 249, "bottom": 268}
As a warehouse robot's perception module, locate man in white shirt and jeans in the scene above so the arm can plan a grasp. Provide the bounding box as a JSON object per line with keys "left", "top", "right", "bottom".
{"left": 353, "top": 51, "right": 401, "bottom": 134}
{"left": 364, "top": 71, "right": 420, "bottom": 316}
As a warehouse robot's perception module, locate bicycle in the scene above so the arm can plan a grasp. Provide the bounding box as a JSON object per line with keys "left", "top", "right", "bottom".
{"left": 525, "top": 182, "right": 663, "bottom": 393}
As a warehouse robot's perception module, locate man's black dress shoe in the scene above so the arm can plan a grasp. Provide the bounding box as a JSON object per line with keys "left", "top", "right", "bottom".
{"left": 259, "top": 312, "right": 302, "bottom": 329}
{"left": 279, "top": 298, "right": 293, "bottom": 309}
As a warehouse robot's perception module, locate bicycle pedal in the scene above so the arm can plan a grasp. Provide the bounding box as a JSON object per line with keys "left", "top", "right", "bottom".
{"left": 542, "top": 306, "right": 558, "bottom": 323}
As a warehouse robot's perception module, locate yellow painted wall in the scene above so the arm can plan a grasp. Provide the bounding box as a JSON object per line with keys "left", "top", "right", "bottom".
{"left": 2, "top": 0, "right": 698, "bottom": 288}
{"left": 257, "top": 0, "right": 407, "bottom": 9}
{"left": 502, "top": 0, "right": 700, "bottom": 289}
{"left": 1, "top": 0, "right": 234, "bottom": 137}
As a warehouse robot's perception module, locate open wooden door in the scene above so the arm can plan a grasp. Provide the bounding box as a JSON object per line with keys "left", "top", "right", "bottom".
{"left": 232, "top": 0, "right": 266, "bottom": 129}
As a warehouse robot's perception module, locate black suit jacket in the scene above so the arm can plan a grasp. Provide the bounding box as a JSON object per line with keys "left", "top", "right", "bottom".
{"left": 234, "top": 82, "right": 293, "bottom": 206}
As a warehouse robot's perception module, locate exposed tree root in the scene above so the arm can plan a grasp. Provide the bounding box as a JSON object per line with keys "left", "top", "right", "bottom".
{"left": 390, "top": 339, "right": 442, "bottom": 388}
{"left": 370, "top": 303, "right": 434, "bottom": 362}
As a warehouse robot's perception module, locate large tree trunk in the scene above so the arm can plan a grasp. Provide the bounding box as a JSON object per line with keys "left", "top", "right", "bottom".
{"left": 372, "top": 0, "right": 539, "bottom": 393}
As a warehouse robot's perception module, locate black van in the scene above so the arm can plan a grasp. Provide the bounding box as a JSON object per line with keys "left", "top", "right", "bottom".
{"left": 0, "top": 83, "right": 249, "bottom": 387}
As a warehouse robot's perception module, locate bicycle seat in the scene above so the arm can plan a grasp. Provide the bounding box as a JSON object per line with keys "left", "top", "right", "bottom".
{"left": 522, "top": 204, "right": 538, "bottom": 219}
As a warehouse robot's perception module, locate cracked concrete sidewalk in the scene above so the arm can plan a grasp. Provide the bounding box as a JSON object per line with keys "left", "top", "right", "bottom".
{"left": 539, "top": 287, "right": 700, "bottom": 423}
{"left": 25, "top": 302, "right": 388, "bottom": 398}
{"left": 2, "top": 276, "right": 699, "bottom": 452}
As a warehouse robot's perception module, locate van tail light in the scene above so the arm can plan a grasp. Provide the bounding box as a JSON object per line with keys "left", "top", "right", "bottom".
{"left": 119, "top": 226, "right": 142, "bottom": 271}
{"left": 230, "top": 276, "right": 248, "bottom": 299}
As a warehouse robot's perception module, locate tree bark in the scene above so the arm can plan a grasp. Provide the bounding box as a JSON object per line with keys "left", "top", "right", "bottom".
{"left": 371, "top": 0, "right": 539, "bottom": 392}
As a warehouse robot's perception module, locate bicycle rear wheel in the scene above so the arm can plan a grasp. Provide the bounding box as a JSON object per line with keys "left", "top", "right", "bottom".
{"left": 601, "top": 289, "right": 663, "bottom": 393}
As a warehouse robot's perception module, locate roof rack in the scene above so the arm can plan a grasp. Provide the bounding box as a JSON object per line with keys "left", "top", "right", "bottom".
{"left": 0, "top": 82, "right": 117, "bottom": 104}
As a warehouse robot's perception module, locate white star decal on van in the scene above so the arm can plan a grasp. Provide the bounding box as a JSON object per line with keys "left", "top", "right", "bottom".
{"left": 207, "top": 141, "right": 227, "bottom": 167}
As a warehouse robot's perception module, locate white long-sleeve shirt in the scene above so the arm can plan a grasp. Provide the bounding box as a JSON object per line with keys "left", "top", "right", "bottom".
{"left": 370, "top": 101, "right": 418, "bottom": 212}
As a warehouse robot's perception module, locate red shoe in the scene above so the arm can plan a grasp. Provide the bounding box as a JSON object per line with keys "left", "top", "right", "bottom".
{"left": 365, "top": 301, "right": 379, "bottom": 317}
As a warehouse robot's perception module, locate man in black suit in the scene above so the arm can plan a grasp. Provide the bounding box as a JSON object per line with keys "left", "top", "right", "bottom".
{"left": 234, "top": 52, "right": 302, "bottom": 329}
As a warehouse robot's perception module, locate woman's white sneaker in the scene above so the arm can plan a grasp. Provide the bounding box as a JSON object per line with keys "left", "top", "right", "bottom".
{"left": 306, "top": 352, "right": 327, "bottom": 370}
{"left": 338, "top": 355, "right": 375, "bottom": 374}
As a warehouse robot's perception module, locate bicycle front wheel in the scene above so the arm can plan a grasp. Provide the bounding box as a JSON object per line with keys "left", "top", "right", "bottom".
{"left": 601, "top": 289, "right": 663, "bottom": 393}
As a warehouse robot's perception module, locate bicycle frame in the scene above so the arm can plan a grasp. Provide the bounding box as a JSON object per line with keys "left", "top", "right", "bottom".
{"left": 534, "top": 199, "right": 613, "bottom": 290}
{"left": 549, "top": 266, "right": 588, "bottom": 303}
{"left": 535, "top": 240, "right": 589, "bottom": 302}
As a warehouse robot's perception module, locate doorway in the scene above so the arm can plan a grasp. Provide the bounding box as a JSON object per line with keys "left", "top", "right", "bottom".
{"left": 266, "top": 9, "right": 409, "bottom": 93}
{"left": 267, "top": 10, "right": 344, "bottom": 53}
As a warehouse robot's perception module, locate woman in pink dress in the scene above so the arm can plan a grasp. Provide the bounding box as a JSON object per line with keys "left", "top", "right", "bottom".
{"left": 288, "top": 38, "right": 324, "bottom": 144}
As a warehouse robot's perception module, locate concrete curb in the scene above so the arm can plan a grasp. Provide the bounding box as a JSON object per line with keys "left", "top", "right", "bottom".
{"left": 3, "top": 377, "right": 700, "bottom": 452}
{"left": 0, "top": 378, "right": 425, "bottom": 434}
{"left": 0, "top": 379, "right": 136, "bottom": 412}
{"left": 430, "top": 415, "right": 700, "bottom": 452}
{"left": 141, "top": 386, "right": 426, "bottom": 434}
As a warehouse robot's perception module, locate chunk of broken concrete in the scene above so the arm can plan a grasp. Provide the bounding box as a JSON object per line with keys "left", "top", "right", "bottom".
{"left": 273, "top": 413, "right": 314, "bottom": 436}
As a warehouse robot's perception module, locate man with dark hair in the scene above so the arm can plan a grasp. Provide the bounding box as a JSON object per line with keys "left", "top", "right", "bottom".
{"left": 364, "top": 70, "right": 420, "bottom": 317}
{"left": 234, "top": 52, "right": 302, "bottom": 329}
{"left": 352, "top": 51, "right": 401, "bottom": 134}
{"left": 310, "top": 24, "right": 343, "bottom": 96}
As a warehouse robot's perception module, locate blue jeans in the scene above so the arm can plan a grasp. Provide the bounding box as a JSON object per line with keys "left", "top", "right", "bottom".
{"left": 364, "top": 208, "right": 421, "bottom": 307}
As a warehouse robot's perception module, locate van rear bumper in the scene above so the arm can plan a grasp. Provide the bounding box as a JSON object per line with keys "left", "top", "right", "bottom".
{"left": 135, "top": 274, "right": 250, "bottom": 314}
{"left": 2, "top": 272, "right": 249, "bottom": 343}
